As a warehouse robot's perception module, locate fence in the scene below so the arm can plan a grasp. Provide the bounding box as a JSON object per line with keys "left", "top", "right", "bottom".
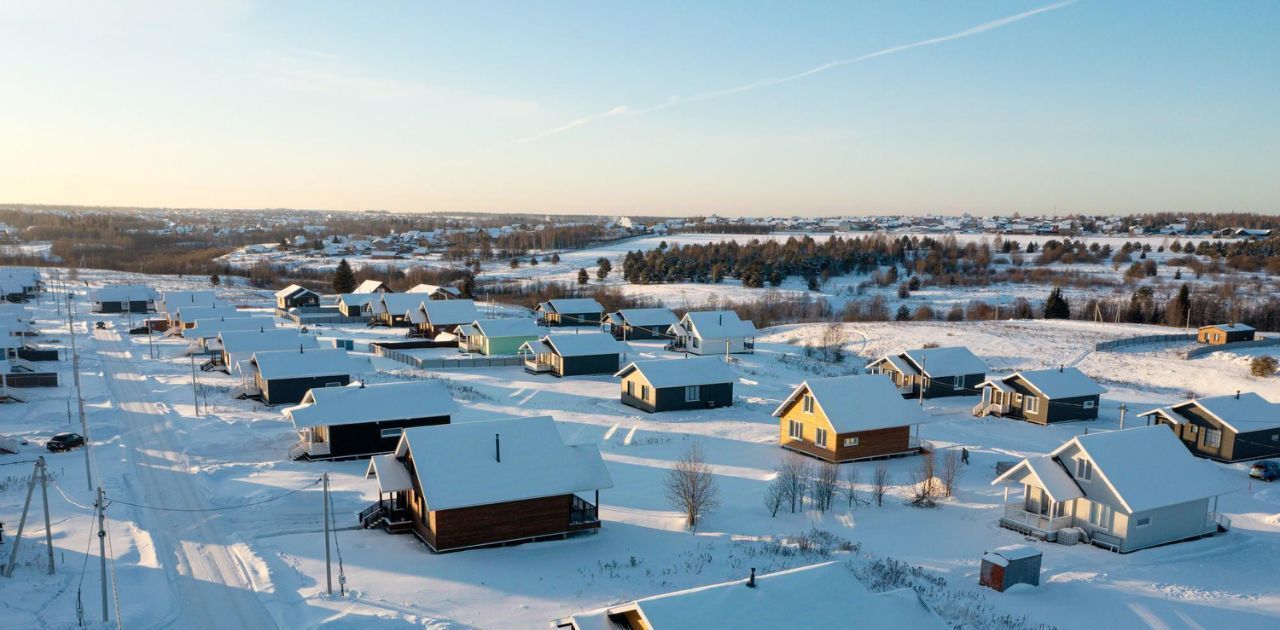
{"left": 277, "top": 308, "right": 368, "bottom": 326}
{"left": 1094, "top": 333, "right": 1195, "bottom": 352}
{"left": 1183, "top": 337, "right": 1280, "bottom": 360}
{"left": 375, "top": 348, "right": 524, "bottom": 370}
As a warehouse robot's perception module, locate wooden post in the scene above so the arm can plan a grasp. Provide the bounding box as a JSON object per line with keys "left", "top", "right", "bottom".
{"left": 2, "top": 459, "right": 41, "bottom": 577}
{"left": 39, "top": 459, "right": 54, "bottom": 574}
{"left": 323, "top": 473, "right": 333, "bottom": 596}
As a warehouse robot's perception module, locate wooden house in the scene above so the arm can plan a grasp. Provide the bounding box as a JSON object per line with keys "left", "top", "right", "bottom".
{"left": 614, "top": 356, "right": 735, "bottom": 413}
{"left": 249, "top": 348, "right": 357, "bottom": 406}
{"left": 466, "top": 318, "right": 544, "bottom": 355}
{"left": 409, "top": 299, "right": 480, "bottom": 338}
{"left": 219, "top": 328, "right": 317, "bottom": 374}
{"left": 335, "top": 293, "right": 376, "bottom": 318}
{"left": 974, "top": 368, "right": 1104, "bottom": 424}
{"left": 89, "top": 284, "right": 156, "bottom": 313}
{"left": 519, "top": 333, "right": 626, "bottom": 377}
{"left": 773, "top": 375, "right": 932, "bottom": 463}
{"left": 353, "top": 279, "right": 391, "bottom": 294}
{"left": 188, "top": 317, "right": 274, "bottom": 355}
{"left": 992, "top": 426, "right": 1233, "bottom": 552}
{"left": 554, "top": 561, "right": 944, "bottom": 630}
{"left": 274, "top": 284, "right": 321, "bottom": 310}
{"left": 407, "top": 283, "right": 462, "bottom": 300}
{"left": 366, "top": 293, "right": 423, "bottom": 327}
{"left": 865, "top": 346, "right": 986, "bottom": 399}
{"left": 171, "top": 305, "right": 247, "bottom": 330}
{"left": 668, "top": 310, "right": 757, "bottom": 355}
{"left": 0, "top": 268, "right": 40, "bottom": 302}
{"left": 361, "top": 416, "right": 613, "bottom": 552}
{"left": 534, "top": 298, "right": 605, "bottom": 327}
{"left": 605, "top": 308, "right": 678, "bottom": 340}
{"left": 1197, "top": 323, "right": 1255, "bottom": 345}
{"left": 1138, "top": 392, "right": 1280, "bottom": 462}
{"left": 283, "top": 380, "right": 456, "bottom": 460}
{"left": 157, "top": 290, "right": 217, "bottom": 317}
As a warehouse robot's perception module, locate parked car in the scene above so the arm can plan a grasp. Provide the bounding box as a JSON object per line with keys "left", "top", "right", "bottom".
{"left": 94, "top": 321, "right": 107, "bottom": 330}
{"left": 1250, "top": 461, "right": 1280, "bottom": 482}
{"left": 128, "top": 325, "right": 151, "bottom": 335}
{"left": 46, "top": 433, "right": 86, "bottom": 453}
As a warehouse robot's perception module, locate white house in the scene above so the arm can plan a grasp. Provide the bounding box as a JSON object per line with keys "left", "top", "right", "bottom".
{"left": 668, "top": 310, "right": 757, "bottom": 355}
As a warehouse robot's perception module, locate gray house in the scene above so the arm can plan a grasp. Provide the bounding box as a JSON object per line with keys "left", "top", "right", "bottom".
{"left": 606, "top": 308, "right": 679, "bottom": 340}
{"left": 993, "top": 426, "right": 1234, "bottom": 552}
{"left": 534, "top": 298, "right": 605, "bottom": 327}
{"left": 865, "top": 346, "right": 986, "bottom": 399}
{"left": 89, "top": 284, "right": 157, "bottom": 313}
{"left": 250, "top": 348, "right": 358, "bottom": 406}
{"left": 283, "top": 380, "right": 455, "bottom": 461}
{"left": 520, "top": 333, "right": 625, "bottom": 377}
{"left": 1138, "top": 392, "right": 1280, "bottom": 463}
{"left": 974, "top": 368, "right": 1105, "bottom": 424}
{"left": 615, "top": 356, "right": 735, "bottom": 412}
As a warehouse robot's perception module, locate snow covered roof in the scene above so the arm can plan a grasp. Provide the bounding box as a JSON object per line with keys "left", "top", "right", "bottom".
{"left": 615, "top": 356, "right": 736, "bottom": 388}
{"left": 273, "top": 284, "right": 315, "bottom": 299}
{"left": 541, "top": 333, "right": 626, "bottom": 357}
{"left": 392, "top": 416, "right": 613, "bottom": 511}
{"left": 353, "top": 280, "right": 389, "bottom": 294}
{"left": 991, "top": 455, "right": 1083, "bottom": 502}
{"left": 471, "top": 318, "right": 543, "bottom": 339}
{"left": 0, "top": 327, "right": 22, "bottom": 349}
{"left": 336, "top": 293, "right": 377, "bottom": 307}
{"left": 251, "top": 348, "right": 359, "bottom": 380}
{"left": 366, "top": 455, "right": 413, "bottom": 492}
{"left": 419, "top": 299, "right": 479, "bottom": 326}
{"left": 902, "top": 346, "right": 986, "bottom": 378}
{"left": 539, "top": 298, "right": 604, "bottom": 314}
{"left": 1201, "top": 323, "right": 1255, "bottom": 332}
{"left": 89, "top": 284, "right": 157, "bottom": 302}
{"left": 1137, "top": 393, "right": 1280, "bottom": 433}
{"left": 608, "top": 308, "right": 678, "bottom": 327}
{"left": 982, "top": 545, "right": 1041, "bottom": 567}
{"left": 220, "top": 329, "right": 317, "bottom": 359}
{"left": 173, "top": 305, "right": 245, "bottom": 323}
{"left": 681, "top": 310, "right": 757, "bottom": 340}
{"left": 566, "top": 562, "right": 943, "bottom": 630}
{"left": 406, "top": 283, "right": 461, "bottom": 297}
{"left": 986, "top": 367, "right": 1105, "bottom": 399}
{"left": 0, "top": 314, "right": 29, "bottom": 334}
{"left": 158, "top": 290, "right": 217, "bottom": 313}
{"left": 187, "top": 317, "right": 274, "bottom": 340}
{"left": 284, "top": 380, "right": 455, "bottom": 428}
{"left": 1053, "top": 426, "right": 1236, "bottom": 513}
{"left": 872, "top": 354, "right": 918, "bottom": 377}
{"left": 772, "top": 375, "right": 930, "bottom": 432}
{"left": 375, "top": 293, "right": 425, "bottom": 315}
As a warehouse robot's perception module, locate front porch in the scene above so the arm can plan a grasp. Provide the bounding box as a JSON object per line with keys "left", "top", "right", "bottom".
{"left": 288, "top": 427, "right": 331, "bottom": 460}
{"left": 358, "top": 492, "right": 413, "bottom": 534}
{"left": 973, "top": 383, "right": 1014, "bottom": 417}
{"left": 998, "top": 504, "right": 1073, "bottom": 541}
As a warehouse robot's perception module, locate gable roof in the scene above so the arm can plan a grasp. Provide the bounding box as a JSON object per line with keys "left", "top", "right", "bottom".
{"left": 609, "top": 308, "right": 678, "bottom": 327}
{"left": 373, "top": 293, "right": 425, "bottom": 315}
{"left": 354, "top": 280, "right": 390, "bottom": 294}
{"left": 539, "top": 298, "right": 604, "bottom": 314}
{"left": 419, "top": 299, "right": 480, "bottom": 326}
{"left": 158, "top": 290, "right": 218, "bottom": 313}
{"left": 1137, "top": 393, "right": 1280, "bottom": 433}
{"left": 681, "top": 311, "right": 758, "bottom": 339}
{"left": 89, "top": 284, "right": 157, "bottom": 302}
{"left": 391, "top": 416, "right": 613, "bottom": 511}
{"left": 220, "top": 330, "right": 318, "bottom": 366}
{"left": 1201, "top": 323, "right": 1255, "bottom": 332}
{"left": 540, "top": 332, "right": 626, "bottom": 357}
{"left": 284, "top": 380, "right": 455, "bottom": 428}
{"left": 406, "top": 283, "right": 461, "bottom": 297}
{"left": 1051, "top": 426, "right": 1235, "bottom": 513}
{"left": 336, "top": 293, "right": 378, "bottom": 308}
{"left": 471, "top": 318, "right": 543, "bottom": 339}
{"left": 772, "top": 375, "right": 930, "bottom": 432}
{"left": 187, "top": 317, "right": 275, "bottom": 340}
{"left": 901, "top": 346, "right": 986, "bottom": 378}
{"left": 251, "top": 348, "right": 359, "bottom": 380}
{"left": 991, "top": 455, "right": 1083, "bottom": 503}
{"left": 273, "top": 284, "right": 316, "bottom": 299}
{"left": 365, "top": 454, "right": 413, "bottom": 492}
{"left": 615, "top": 356, "right": 736, "bottom": 389}
{"left": 987, "top": 367, "right": 1105, "bottom": 399}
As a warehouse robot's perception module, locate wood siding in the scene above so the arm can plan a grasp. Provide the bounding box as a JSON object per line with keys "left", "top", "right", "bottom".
{"left": 259, "top": 374, "right": 351, "bottom": 406}
{"left": 776, "top": 387, "right": 915, "bottom": 462}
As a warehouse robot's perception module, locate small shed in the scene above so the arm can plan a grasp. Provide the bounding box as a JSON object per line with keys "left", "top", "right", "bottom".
{"left": 1197, "top": 323, "right": 1255, "bottom": 345}
{"left": 979, "top": 545, "right": 1041, "bottom": 592}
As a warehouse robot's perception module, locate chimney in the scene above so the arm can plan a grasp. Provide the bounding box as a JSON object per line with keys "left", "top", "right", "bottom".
{"left": 1236, "top": 390, "right": 1241, "bottom": 400}
{"left": 300, "top": 344, "right": 304, "bottom": 353}
{"left": 495, "top": 433, "right": 501, "bottom": 463}
{"left": 1059, "top": 364, "right": 1064, "bottom": 372}
{"left": 746, "top": 568, "right": 756, "bottom": 588}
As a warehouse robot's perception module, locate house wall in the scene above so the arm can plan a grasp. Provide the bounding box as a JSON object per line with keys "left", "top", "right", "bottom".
{"left": 1001, "top": 377, "right": 1099, "bottom": 424}
{"left": 260, "top": 374, "right": 351, "bottom": 406}
{"left": 922, "top": 373, "right": 984, "bottom": 398}
{"left": 407, "top": 493, "right": 594, "bottom": 552}
{"left": 619, "top": 373, "right": 733, "bottom": 412}
{"left": 615, "top": 324, "right": 665, "bottom": 340}
{"left": 548, "top": 311, "right": 603, "bottom": 327}
{"left": 1198, "top": 327, "right": 1254, "bottom": 345}
{"left": 480, "top": 335, "right": 536, "bottom": 356}
{"left": 1120, "top": 498, "right": 1213, "bottom": 552}
{"left": 777, "top": 391, "right": 913, "bottom": 462}
{"left": 683, "top": 335, "right": 750, "bottom": 355}
{"left": 319, "top": 415, "right": 449, "bottom": 459}
{"left": 558, "top": 353, "right": 619, "bottom": 376}
{"left": 279, "top": 293, "right": 320, "bottom": 310}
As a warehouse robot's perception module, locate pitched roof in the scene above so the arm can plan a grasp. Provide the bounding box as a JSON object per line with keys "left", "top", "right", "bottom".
{"left": 1202, "top": 323, "right": 1255, "bottom": 332}
{"left": 539, "top": 298, "right": 604, "bottom": 314}
{"left": 220, "top": 329, "right": 318, "bottom": 364}
{"left": 251, "top": 348, "right": 359, "bottom": 380}
{"left": 374, "top": 293, "right": 425, "bottom": 315}
{"left": 391, "top": 416, "right": 613, "bottom": 511}
{"left": 471, "top": 318, "right": 543, "bottom": 339}
{"left": 681, "top": 310, "right": 758, "bottom": 339}
{"left": 173, "top": 305, "right": 245, "bottom": 322}
{"left": 989, "top": 367, "right": 1105, "bottom": 399}
{"left": 902, "top": 346, "right": 986, "bottom": 378}
{"left": 354, "top": 280, "right": 390, "bottom": 293}
{"left": 991, "top": 455, "right": 1083, "bottom": 502}
{"left": 273, "top": 284, "right": 316, "bottom": 299}
{"left": 615, "top": 356, "right": 736, "bottom": 388}
{"left": 419, "top": 299, "right": 480, "bottom": 326}
{"left": 365, "top": 454, "right": 413, "bottom": 492}
{"left": 1138, "top": 393, "right": 1280, "bottom": 433}
{"left": 609, "top": 308, "right": 678, "bottom": 327}
{"left": 772, "top": 375, "right": 930, "bottom": 432}
{"left": 406, "top": 283, "right": 461, "bottom": 296}
{"left": 158, "top": 290, "right": 217, "bottom": 313}
{"left": 284, "top": 380, "right": 455, "bottom": 428}
{"left": 1053, "top": 426, "right": 1235, "bottom": 513}
{"left": 89, "top": 284, "right": 157, "bottom": 302}
{"left": 541, "top": 332, "right": 626, "bottom": 357}
{"left": 187, "top": 317, "right": 275, "bottom": 340}
{"left": 336, "top": 293, "right": 377, "bottom": 307}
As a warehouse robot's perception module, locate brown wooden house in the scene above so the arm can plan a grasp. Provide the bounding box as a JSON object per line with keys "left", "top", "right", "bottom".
{"left": 1137, "top": 392, "right": 1280, "bottom": 462}
{"left": 773, "top": 375, "right": 932, "bottom": 463}
{"left": 1197, "top": 323, "right": 1255, "bottom": 345}
{"left": 361, "top": 416, "right": 613, "bottom": 552}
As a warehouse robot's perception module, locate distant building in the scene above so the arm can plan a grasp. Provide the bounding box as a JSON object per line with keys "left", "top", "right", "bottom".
{"left": 1196, "top": 323, "right": 1255, "bottom": 345}
{"left": 615, "top": 356, "right": 735, "bottom": 413}
{"left": 974, "top": 368, "right": 1104, "bottom": 424}
{"left": 774, "top": 375, "right": 932, "bottom": 462}
{"left": 1138, "top": 392, "right": 1280, "bottom": 462}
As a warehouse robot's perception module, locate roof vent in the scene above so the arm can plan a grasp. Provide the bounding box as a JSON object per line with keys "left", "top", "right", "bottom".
{"left": 746, "top": 568, "right": 756, "bottom": 588}
{"left": 1236, "top": 390, "right": 1241, "bottom": 399}
{"left": 495, "top": 433, "right": 501, "bottom": 463}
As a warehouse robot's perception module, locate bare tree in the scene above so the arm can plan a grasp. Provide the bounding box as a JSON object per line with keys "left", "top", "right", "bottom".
{"left": 777, "top": 452, "right": 812, "bottom": 513}
{"left": 810, "top": 461, "right": 841, "bottom": 512}
{"left": 908, "top": 451, "right": 939, "bottom": 506}
{"left": 843, "top": 464, "right": 859, "bottom": 508}
{"left": 872, "top": 465, "right": 890, "bottom": 507}
{"left": 664, "top": 442, "right": 720, "bottom": 531}
{"left": 764, "top": 475, "right": 785, "bottom": 517}
{"left": 939, "top": 449, "right": 962, "bottom": 498}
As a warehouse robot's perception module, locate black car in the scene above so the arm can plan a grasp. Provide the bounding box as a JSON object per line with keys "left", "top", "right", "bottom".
{"left": 128, "top": 325, "right": 151, "bottom": 335}
{"left": 94, "top": 321, "right": 107, "bottom": 330}
{"left": 46, "top": 433, "right": 85, "bottom": 453}
{"left": 1250, "top": 461, "right": 1280, "bottom": 482}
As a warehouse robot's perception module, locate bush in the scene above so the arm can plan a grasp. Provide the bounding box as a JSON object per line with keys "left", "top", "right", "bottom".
{"left": 1251, "top": 356, "right": 1278, "bottom": 377}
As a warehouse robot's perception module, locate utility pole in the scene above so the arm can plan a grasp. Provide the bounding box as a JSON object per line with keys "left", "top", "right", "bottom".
{"left": 918, "top": 357, "right": 927, "bottom": 406}
{"left": 189, "top": 353, "right": 201, "bottom": 416}
{"left": 1118, "top": 403, "right": 1127, "bottom": 429}
{"left": 40, "top": 458, "right": 54, "bottom": 574}
{"left": 147, "top": 319, "right": 156, "bottom": 359}
{"left": 3, "top": 458, "right": 42, "bottom": 577}
{"left": 96, "top": 487, "right": 109, "bottom": 624}
{"left": 68, "top": 294, "right": 92, "bottom": 491}
{"left": 323, "top": 472, "right": 333, "bottom": 596}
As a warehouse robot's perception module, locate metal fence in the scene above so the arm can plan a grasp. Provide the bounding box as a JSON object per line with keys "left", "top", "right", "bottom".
{"left": 375, "top": 347, "right": 524, "bottom": 370}
{"left": 1094, "top": 333, "right": 1195, "bottom": 352}
{"left": 277, "top": 309, "right": 368, "bottom": 326}
{"left": 1184, "top": 337, "right": 1280, "bottom": 359}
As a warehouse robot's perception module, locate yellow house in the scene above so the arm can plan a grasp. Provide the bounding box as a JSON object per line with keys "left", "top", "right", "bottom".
{"left": 773, "top": 375, "right": 931, "bottom": 463}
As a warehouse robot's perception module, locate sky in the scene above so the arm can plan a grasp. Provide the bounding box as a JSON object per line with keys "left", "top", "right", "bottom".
{"left": 1, "top": 1, "right": 1277, "bottom": 217}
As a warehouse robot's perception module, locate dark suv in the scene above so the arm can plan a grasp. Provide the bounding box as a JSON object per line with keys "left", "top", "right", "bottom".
{"left": 1250, "top": 461, "right": 1280, "bottom": 482}
{"left": 46, "top": 433, "right": 86, "bottom": 453}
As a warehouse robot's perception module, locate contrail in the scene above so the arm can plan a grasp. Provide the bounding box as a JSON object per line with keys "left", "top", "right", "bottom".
{"left": 514, "top": 0, "right": 1076, "bottom": 144}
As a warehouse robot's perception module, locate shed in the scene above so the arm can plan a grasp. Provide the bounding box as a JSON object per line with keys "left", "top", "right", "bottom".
{"left": 979, "top": 545, "right": 1042, "bottom": 592}
{"left": 1197, "top": 323, "right": 1255, "bottom": 345}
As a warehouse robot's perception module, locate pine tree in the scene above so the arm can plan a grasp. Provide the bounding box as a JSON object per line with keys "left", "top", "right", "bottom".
{"left": 895, "top": 304, "right": 911, "bottom": 321}
{"left": 550, "top": 252, "right": 561, "bottom": 264}
{"left": 596, "top": 258, "right": 612, "bottom": 280}
{"left": 577, "top": 268, "right": 589, "bottom": 285}
{"left": 1043, "top": 287, "right": 1070, "bottom": 319}
{"left": 332, "top": 259, "right": 356, "bottom": 294}
{"left": 209, "top": 274, "right": 220, "bottom": 287}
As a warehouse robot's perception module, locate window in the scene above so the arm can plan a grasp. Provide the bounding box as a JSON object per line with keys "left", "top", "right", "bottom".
{"left": 1205, "top": 428, "right": 1222, "bottom": 448}
{"left": 380, "top": 427, "right": 403, "bottom": 439}
{"left": 788, "top": 420, "right": 804, "bottom": 440}
{"left": 1075, "top": 458, "right": 1093, "bottom": 481}
{"left": 843, "top": 436, "right": 859, "bottom": 447}
{"left": 692, "top": 337, "right": 700, "bottom": 348}
{"left": 815, "top": 427, "right": 828, "bottom": 448}
{"left": 640, "top": 385, "right": 649, "bottom": 400}
{"left": 1272, "top": 433, "right": 1279, "bottom": 443}
{"left": 626, "top": 380, "right": 634, "bottom": 396}
{"left": 1188, "top": 425, "right": 1199, "bottom": 436}
{"left": 1089, "top": 503, "right": 1113, "bottom": 530}
{"left": 1024, "top": 396, "right": 1040, "bottom": 414}
{"left": 684, "top": 385, "right": 701, "bottom": 402}
{"left": 1083, "top": 400, "right": 1095, "bottom": 409}
{"left": 802, "top": 394, "right": 815, "bottom": 414}
{"left": 1135, "top": 517, "right": 1151, "bottom": 527}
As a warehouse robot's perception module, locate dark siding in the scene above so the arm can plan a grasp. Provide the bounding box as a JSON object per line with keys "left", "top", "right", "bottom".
{"left": 558, "top": 353, "right": 619, "bottom": 376}
{"left": 650, "top": 382, "right": 733, "bottom": 412}
{"left": 549, "top": 311, "right": 603, "bottom": 327}
{"left": 616, "top": 325, "right": 665, "bottom": 340}
{"left": 922, "top": 373, "right": 984, "bottom": 398}
{"left": 1232, "top": 429, "right": 1280, "bottom": 461}
{"left": 321, "top": 415, "right": 449, "bottom": 459}
{"left": 94, "top": 302, "right": 123, "bottom": 313}
{"left": 262, "top": 375, "right": 351, "bottom": 406}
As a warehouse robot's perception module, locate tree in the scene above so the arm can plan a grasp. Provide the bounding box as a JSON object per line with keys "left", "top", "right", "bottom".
{"left": 1251, "top": 356, "right": 1278, "bottom": 378}
{"left": 908, "top": 451, "right": 938, "bottom": 507}
{"left": 664, "top": 442, "right": 720, "bottom": 531}
{"left": 332, "top": 259, "right": 356, "bottom": 294}
{"left": 1043, "top": 287, "right": 1070, "bottom": 319}
{"left": 596, "top": 257, "right": 612, "bottom": 280}
{"left": 777, "top": 453, "right": 811, "bottom": 513}
{"left": 530, "top": 255, "right": 539, "bottom": 266}
{"left": 895, "top": 304, "right": 911, "bottom": 321}
{"left": 509, "top": 257, "right": 520, "bottom": 269}
{"left": 209, "top": 274, "right": 220, "bottom": 287}
{"left": 550, "top": 252, "right": 561, "bottom": 264}
{"left": 1165, "top": 283, "right": 1191, "bottom": 328}
{"left": 843, "top": 464, "right": 859, "bottom": 507}
{"left": 460, "top": 274, "right": 476, "bottom": 298}
{"left": 577, "top": 268, "right": 589, "bottom": 285}
{"left": 872, "top": 465, "right": 890, "bottom": 507}
{"left": 810, "top": 461, "right": 841, "bottom": 512}
{"left": 939, "top": 450, "right": 962, "bottom": 498}
{"left": 764, "top": 475, "right": 786, "bottom": 517}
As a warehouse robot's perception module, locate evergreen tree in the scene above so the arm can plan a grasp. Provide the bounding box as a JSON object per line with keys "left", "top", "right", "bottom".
{"left": 1043, "top": 287, "right": 1071, "bottom": 319}
{"left": 895, "top": 304, "right": 911, "bottom": 321}
{"left": 332, "top": 259, "right": 356, "bottom": 294}
{"left": 209, "top": 273, "right": 220, "bottom": 287}
{"left": 510, "top": 257, "right": 519, "bottom": 269}
{"left": 530, "top": 255, "right": 539, "bottom": 266}
{"left": 1166, "top": 283, "right": 1191, "bottom": 327}
{"left": 550, "top": 252, "right": 561, "bottom": 264}
{"left": 596, "top": 257, "right": 612, "bottom": 280}
{"left": 577, "top": 268, "right": 589, "bottom": 285}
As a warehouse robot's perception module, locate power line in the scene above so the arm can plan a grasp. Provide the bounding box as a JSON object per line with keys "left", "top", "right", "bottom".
{"left": 103, "top": 477, "right": 322, "bottom": 513}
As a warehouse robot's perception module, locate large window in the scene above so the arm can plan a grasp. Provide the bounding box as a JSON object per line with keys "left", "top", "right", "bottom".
{"left": 802, "top": 394, "right": 815, "bottom": 414}
{"left": 815, "top": 427, "right": 828, "bottom": 448}
{"left": 1024, "top": 396, "right": 1040, "bottom": 414}
{"left": 684, "top": 385, "right": 701, "bottom": 402}
{"left": 1205, "top": 428, "right": 1222, "bottom": 448}
{"left": 788, "top": 420, "right": 803, "bottom": 440}
{"left": 1088, "top": 502, "right": 1113, "bottom": 530}
{"left": 1075, "top": 457, "right": 1093, "bottom": 481}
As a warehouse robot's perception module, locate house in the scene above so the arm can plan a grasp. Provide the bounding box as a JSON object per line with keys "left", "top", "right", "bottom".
{"left": 335, "top": 293, "right": 376, "bottom": 318}
{"left": 668, "top": 310, "right": 757, "bottom": 355}
{"left": 0, "top": 326, "right": 22, "bottom": 360}
{"left": 974, "top": 368, "right": 1105, "bottom": 424}
{"left": 553, "top": 561, "right": 943, "bottom": 630}
{"left": 274, "top": 284, "right": 321, "bottom": 310}
{"left": 361, "top": 416, "right": 613, "bottom": 552}
{"left": 2, "top": 357, "right": 60, "bottom": 390}
{"left": 0, "top": 268, "right": 40, "bottom": 301}
{"left": 1137, "top": 392, "right": 1280, "bottom": 462}
{"left": 1197, "top": 323, "right": 1255, "bottom": 345}
{"left": 366, "top": 293, "right": 424, "bottom": 327}
{"left": 866, "top": 346, "right": 986, "bottom": 399}
{"left": 249, "top": 348, "right": 358, "bottom": 406}
{"left": 410, "top": 299, "right": 480, "bottom": 338}
{"left": 218, "top": 328, "right": 317, "bottom": 374}
{"left": 534, "top": 298, "right": 605, "bottom": 327}
{"left": 89, "top": 284, "right": 157, "bottom": 313}
{"left": 283, "top": 380, "right": 456, "bottom": 461}
{"left": 157, "top": 290, "right": 218, "bottom": 316}
{"left": 773, "top": 375, "right": 932, "bottom": 462}
{"left": 519, "top": 333, "right": 626, "bottom": 377}
{"left": 992, "top": 426, "right": 1234, "bottom": 552}
{"left": 466, "top": 318, "right": 544, "bottom": 355}
{"left": 171, "top": 305, "right": 247, "bottom": 330}
{"left": 187, "top": 317, "right": 275, "bottom": 354}
{"left": 407, "top": 283, "right": 462, "bottom": 300}
{"left": 605, "top": 308, "right": 678, "bottom": 340}
{"left": 615, "top": 357, "right": 735, "bottom": 413}
{"left": 353, "top": 279, "right": 392, "bottom": 294}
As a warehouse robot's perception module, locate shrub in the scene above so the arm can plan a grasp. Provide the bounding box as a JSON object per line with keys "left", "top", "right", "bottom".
{"left": 1251, "top": 356, "right": 1278, "bottom": 377}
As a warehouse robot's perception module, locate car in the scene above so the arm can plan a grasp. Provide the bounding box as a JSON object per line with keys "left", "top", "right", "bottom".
{"left": 46, "top": 433, "right": 86, "bottom": 453}
{"left": 94, "top": 321, "right": 107, "bottom": 330}
{"left": 128, "top": 325, "right": 151, "bottom": 335}
{"left": 1250, "top": 461, "right": 1280, "bottom": 482}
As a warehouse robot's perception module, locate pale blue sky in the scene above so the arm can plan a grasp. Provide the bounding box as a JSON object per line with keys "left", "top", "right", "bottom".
{"left": 1, "top": 1, "right": 1276, "bottom": 215}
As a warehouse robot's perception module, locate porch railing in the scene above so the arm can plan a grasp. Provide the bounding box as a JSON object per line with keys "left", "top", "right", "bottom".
{"left": 358, "top": 501, "right": 386, "bottom": 528}
{"left": 525, "top": 359, "right": 552, "bottom": 373}
{"left": 1001, "top": 504, "right": 1072, "bottom": 533}
{"left": 569, "top": 495, "right": 599, "bottom": 525}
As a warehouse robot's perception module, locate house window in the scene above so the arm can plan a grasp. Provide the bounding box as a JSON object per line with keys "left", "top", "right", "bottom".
{"left": 1188, "top": 425, "right": 1198, "bottom": 436}
{"left": 1083, "top": 400, "right": 1095, "bottom": 409}
{"left": 684, "top": 385, "right": 701, "bottom": 402}
{"left": 1135, "top": 517, "right": 1151, "bottom": 527}
{"left": 640, "top": 385, "right": 649, "bottom": 400}
{"left": 1205, "top": 429, "right": 1222, "bottom": 448}
{"left": 1013, "top": 394, "right": 1023, "bottom": 405}
{"left": 815, "top": 427, "right": 828, "bottom": 448}
{"left": 1024, "top": 396, "right": 1040, "bottom": 414}
{"left": 1272, "top": 434, "right": 1279, "bottom": 443}
{"left": 788, "top": 420, "right": 803, "bottom": 440}
{"left": 843, "top": 436, "right": 860, "bottom": 447}
{"left": 802, "top": 395, "right": 814, "bottom": 414}
{"left": 380, "top": 428, "right": 403, "bottom": 439}
{"left": 692, "top": 337, "right": 700, "bottom": 349}
{"left": 1075, "top": 458, "right": 1093, "bottom": 481}
{"left": 626, "top": 380, "right": 634, "bottom": 396}
{"left": 1089, "top": 503, "right": 1113, "bottom": 530}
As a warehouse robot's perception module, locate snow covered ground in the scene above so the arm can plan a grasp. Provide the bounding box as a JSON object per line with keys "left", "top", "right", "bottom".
{"left": 3, "top": 275, "right": 1280, "bottom": 628}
